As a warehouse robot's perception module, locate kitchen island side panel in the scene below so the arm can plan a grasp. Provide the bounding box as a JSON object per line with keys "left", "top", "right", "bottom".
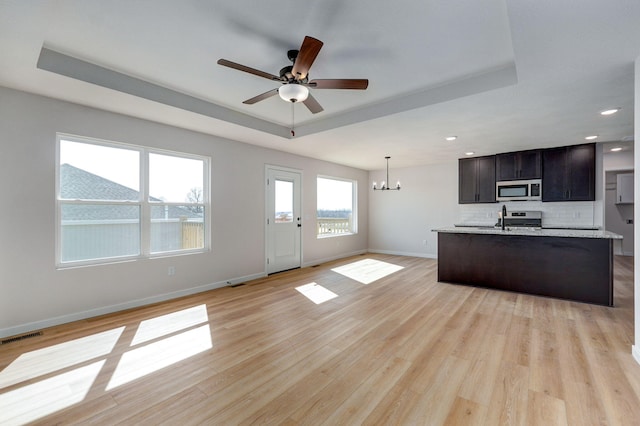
{"left": 437, "top": 232, "right": 613, "bottom": 306}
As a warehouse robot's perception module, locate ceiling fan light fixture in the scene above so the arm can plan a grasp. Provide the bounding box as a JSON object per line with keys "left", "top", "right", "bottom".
{"left": 279, "top": 84, "right": 309, "bottom": 103}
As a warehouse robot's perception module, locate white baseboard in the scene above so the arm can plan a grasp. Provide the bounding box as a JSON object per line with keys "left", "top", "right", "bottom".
{"left": 368, "top": 249, "right": 437, "bottom": 259}
{"left": 0, "top": 271, "right": 266, "bottom": 339}
{"left": 302, "top": 249, "right": 368, "bottom": 268}
{"left": 633, "top": 345, "right": 640, "bottom": 366}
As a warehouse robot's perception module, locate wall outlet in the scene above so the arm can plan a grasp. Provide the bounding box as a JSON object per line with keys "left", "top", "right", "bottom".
{"left": 423, "top": 239, "right": 428, "bottom": 246}
{"left": 168, "top": 266, "right": 176, "bottom": 276}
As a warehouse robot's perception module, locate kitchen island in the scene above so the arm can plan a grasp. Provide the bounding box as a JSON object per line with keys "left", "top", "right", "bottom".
{"left": 434, "top": 227, "right": 623, "bottom": 306}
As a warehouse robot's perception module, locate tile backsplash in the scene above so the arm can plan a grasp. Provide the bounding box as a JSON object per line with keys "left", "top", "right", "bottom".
{"left": 458, "top": 201, "right": 600, "bottom": 229}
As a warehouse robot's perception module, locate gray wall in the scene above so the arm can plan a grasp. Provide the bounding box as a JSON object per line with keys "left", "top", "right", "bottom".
{"left": 0, "top": 87, "right": 369, "bottom": 337}
{"left": 368, "top": 162, "right": 459, "bottom": 258}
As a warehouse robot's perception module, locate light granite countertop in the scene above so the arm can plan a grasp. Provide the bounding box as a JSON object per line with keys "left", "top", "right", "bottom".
{"left": 453, "top": 223, "right": 602, "bottom": 231}
{"left": 434, "top": 226, "right": 623, "bottom": 239}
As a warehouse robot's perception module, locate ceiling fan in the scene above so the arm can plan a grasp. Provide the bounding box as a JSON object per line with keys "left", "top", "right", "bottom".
{"left": 217, "top": 36, "right": 369, "bottom": 114}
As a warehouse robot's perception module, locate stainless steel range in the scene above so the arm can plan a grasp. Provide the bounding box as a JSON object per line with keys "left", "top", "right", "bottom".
{"left": 496, "top": 210, "right": 542, "bottom": 228}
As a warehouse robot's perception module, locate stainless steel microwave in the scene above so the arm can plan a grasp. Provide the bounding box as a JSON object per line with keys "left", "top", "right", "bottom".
{"left": 496, "top": 179, "right": 542, "bottom": 201}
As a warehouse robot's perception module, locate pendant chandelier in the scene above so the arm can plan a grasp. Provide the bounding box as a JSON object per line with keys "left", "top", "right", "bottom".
{"left": 372, "top": 156, "right": 401, "bottom": 191}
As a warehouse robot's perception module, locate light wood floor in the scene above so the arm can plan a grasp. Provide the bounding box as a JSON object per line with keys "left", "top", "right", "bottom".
{"left": 1, "top": 254, "right": 640, "bottom": 425}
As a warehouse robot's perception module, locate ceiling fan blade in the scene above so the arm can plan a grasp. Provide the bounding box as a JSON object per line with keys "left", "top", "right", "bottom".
{"left": 308, "top": 79, "right": 369, "bottom": 90}
{"left": 291, "top": 36, "right": 323, "bottom": 81}
{"left": 302, "top": 93, "right": 324, "bottom": 114}
{"left": 217, "top": 59, "right": 280, "bottom": 81}
{"left": 243, "top": 89, "right": 279, "bottom": 105}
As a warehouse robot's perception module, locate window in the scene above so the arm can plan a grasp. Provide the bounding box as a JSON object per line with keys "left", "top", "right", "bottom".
{"left": 317, "top": 176, "right": 356, "bottom": 237}
{"left": 57, "top": 134, "right": 209, "bottom": 266}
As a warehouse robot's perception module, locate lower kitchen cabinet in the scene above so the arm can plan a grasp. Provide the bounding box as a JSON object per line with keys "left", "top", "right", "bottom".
{"left": 437, "top": 231, "right": 614, "bottom": 306}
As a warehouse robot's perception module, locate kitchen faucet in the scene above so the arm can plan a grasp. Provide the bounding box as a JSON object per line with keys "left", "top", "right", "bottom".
{"left": 501, "top": 204, "right": 507, "bottom": 231}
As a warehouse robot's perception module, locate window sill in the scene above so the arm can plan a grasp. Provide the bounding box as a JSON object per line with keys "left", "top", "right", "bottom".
{"left": 57, "top": 248, "right": 209, "bottom": 269}
{"left": 317, "top": 233, "right": 356, "bottom": 239}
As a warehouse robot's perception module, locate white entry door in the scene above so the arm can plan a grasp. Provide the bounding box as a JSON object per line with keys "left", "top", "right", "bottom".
{"left": 266, "top": 166, "right": 302, "bottom": 274}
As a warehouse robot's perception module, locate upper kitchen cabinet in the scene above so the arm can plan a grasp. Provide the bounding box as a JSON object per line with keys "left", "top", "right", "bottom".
{"left": 459, "top": 155, "right": 496, "bottom": 204}
{"left": 496, "top": 149, "right": 541, "bottom": 181}
{"left": 542, "top": 143, "right": 595, "bottom": 202}
{"left": 616, "top": 173, "right": 634, "bottom": 204}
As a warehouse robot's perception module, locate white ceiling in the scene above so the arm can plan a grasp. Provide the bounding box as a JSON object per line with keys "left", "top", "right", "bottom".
{"left": 0, "top": 0, "right": 638, "bottom": 170}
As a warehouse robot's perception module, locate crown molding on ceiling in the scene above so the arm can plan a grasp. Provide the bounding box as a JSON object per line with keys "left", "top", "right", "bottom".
{"left": 37, "top": 46, "right": 290, "bottom": 138}
{"left": 294, "top": 63, "right": 518, "bottom": 138}
{"left": 37, "top": 46, "right": 517, "bottom": 140}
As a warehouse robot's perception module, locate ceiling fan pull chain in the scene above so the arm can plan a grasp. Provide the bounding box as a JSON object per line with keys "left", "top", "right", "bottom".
{"left": 291, "top": 102, "right": 295, "bottom": 137}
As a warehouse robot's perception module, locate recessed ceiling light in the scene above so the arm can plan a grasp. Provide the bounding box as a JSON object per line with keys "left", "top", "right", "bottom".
{"left": 465, "top": 152, "right": 475, "bottom": 156}
{"left": 610, "top": 147, "right": 622, "bottom": 152}
{"left": 445, "top": 136, "right": 457, "bottom": 141}
{"left": 600, "top": 108, "right": 620, "bottom": 116}
{"left": 585, "top": 135, "right": 598, "bottom": 140}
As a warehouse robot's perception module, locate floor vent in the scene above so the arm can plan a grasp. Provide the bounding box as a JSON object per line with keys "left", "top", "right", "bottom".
{"left": 1, "top": 331, "right": 43, "bottom": 345}
{"left": 230, "top": 283, "right": 245, "bottom": 288}
{"left": 312, "top": 265, "right": 320, "bottom": 268}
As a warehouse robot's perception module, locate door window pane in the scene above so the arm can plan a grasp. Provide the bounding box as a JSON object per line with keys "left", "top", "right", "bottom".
{"left": 275, "top": 180, "right": 293, "bottom": 223}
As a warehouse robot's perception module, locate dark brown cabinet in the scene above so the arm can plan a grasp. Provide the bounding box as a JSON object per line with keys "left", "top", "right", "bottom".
{"left": 542, "top": 143, "right": 595, "bottom": 202}
{"left": 437, "top": 231, "right": 613, "bottom": 306}
{"left": 459, "top": 156, "right": 496, "bottom": 204}
{"left": 496, "top": 150, "right": 541, "bottom": 181}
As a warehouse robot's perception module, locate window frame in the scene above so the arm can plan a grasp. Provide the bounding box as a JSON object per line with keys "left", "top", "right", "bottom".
{"left": 55, "top": 133, "right": 211, "bottom": 268}
{"left": 316, "top": 175, "right": 357, "bottom": 238}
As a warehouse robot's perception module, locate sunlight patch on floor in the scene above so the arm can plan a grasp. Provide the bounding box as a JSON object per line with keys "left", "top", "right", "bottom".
{"left": 131, "top": 304, "right": 209, "bottom": 345}
{"left": 0, "top": 360, "right": 105, "bottom": 426}
{"left": 106, "top": 323, "right": 212, "bottom": 390}
{"left": 0, "top": 305, "right": 214, "bottom": 422}
{"left": 295, "top": 282, "right": 339, "bottom": 304}
{"left": 0, "top": 327, "right": 124, "bottom": 388}
{"left": 331, "top": 258, "right": 404, "bottom": 284}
